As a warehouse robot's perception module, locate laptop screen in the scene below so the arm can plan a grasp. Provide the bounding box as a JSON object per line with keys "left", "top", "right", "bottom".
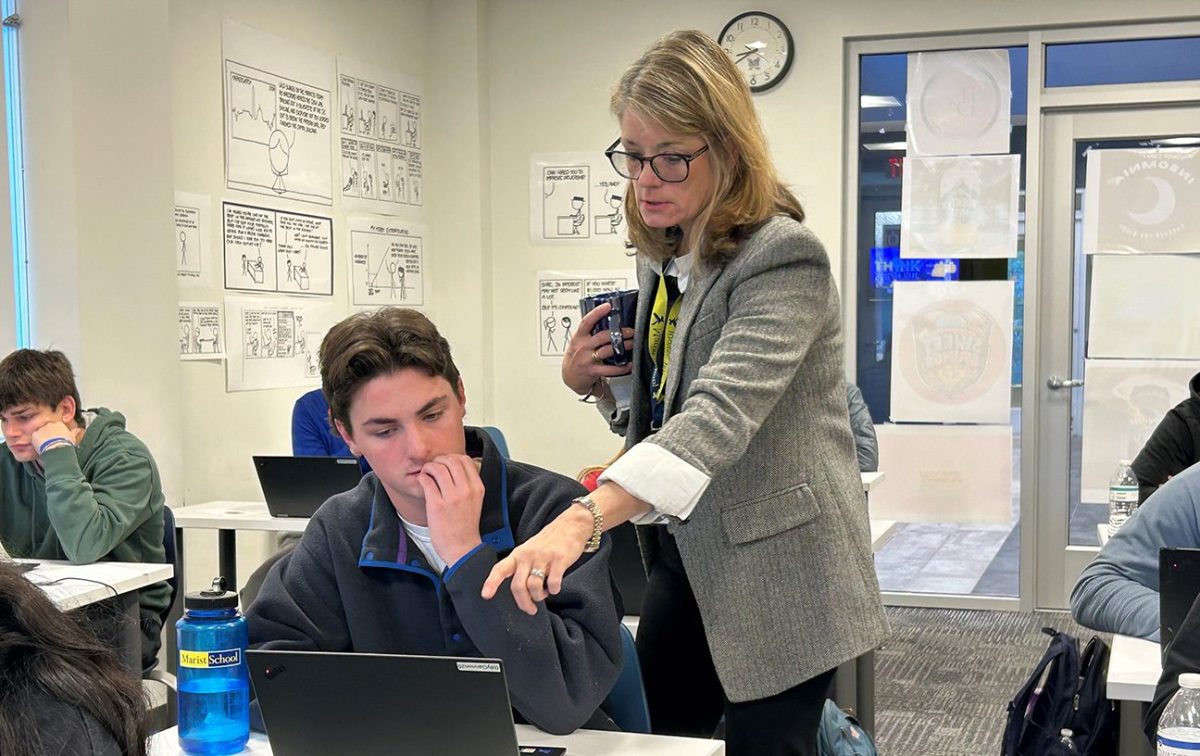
{"left": 1160, "top": 546, "right": 1200, "bottom": 651}
{"left": 253, "top": 456, "right": 363, "bottom": 518}
{"left": 247, "top": 650, "right": 521, "bottom": 755}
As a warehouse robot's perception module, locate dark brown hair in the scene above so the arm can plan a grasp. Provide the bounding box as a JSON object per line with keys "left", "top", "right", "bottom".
{"left": 319, "top": 308, "right": 461, "bottom": 432}
{"left": 0, "top": 561, "right": 149, "bottom": 756}
{"left": 0, "top": 349, "right": 84, "bottom": 424}
{"left": 611, "top": 30, "right": 804, "bottom": 265}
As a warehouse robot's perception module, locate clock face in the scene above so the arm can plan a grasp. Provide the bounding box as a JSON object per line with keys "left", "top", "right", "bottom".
{"left": 719, "top": 12, "right": 794, "bottom": 93}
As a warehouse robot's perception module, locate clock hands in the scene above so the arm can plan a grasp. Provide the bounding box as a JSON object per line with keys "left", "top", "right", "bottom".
{"left": 733, "top": 41, "right": 767, "bottom": 65}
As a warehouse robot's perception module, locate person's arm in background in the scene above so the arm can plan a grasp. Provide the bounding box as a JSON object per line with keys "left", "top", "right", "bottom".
{"left": 1146, "top": 591, "right": 1200, "bottom": 740}
{"left": 291, "top": 390, "right": 338, "bottom": 456}
{"left": 35, "top": 429, "right": 160, "bottom": 565}
{"left": 846, "top": 383, "right": 879, "bottom": 473}
{"left": 1132, "top": 408, "right": 1195, "bottom": 505}
{"left": 1070, "top": 471, "right": 1200, "bottom": 640}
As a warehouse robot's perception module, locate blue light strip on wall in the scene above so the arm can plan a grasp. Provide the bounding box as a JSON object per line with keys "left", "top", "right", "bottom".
{"left": 2, "top": 0, "right": 29, "bottom": 347}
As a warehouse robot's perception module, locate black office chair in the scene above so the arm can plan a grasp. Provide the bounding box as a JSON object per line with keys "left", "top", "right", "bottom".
{"left": 145, "top": 505, "right": 181, "bottom": 731}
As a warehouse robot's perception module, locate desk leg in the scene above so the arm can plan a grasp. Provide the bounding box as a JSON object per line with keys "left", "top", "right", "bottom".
{"left": 833, "top": 658, "right": 858, "bottom": 717}
{"left": 218, "top": 529, "right": 238, "bottom": 588}
{"left": 1119, "top": 700, "right": 1153, "bottom": 756}
{"left": 856, "top": 649, "right": 876, "bottom": 735}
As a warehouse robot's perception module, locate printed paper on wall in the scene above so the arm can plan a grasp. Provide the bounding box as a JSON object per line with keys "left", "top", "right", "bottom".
{"left": 175, "top": 191, "right": 212, "bottom": 288}
{"left": 900, "top": 155, "right": 1019, "bottom": 259}
{"left": 890, "top": 280, "right": 1014, "bottom": 423}
{"left": 224, "top": 296, "right": 340, "bottom": 391}
{"left": 222, "top": 202, "right": 334, "bottom": 296}
{"left": 223, "top": 20, "right": 334, "bottom": 205}
{"left": 1083, "top": 148, "right": 1200, "bottom": 255}
{"left": 907, "top": 49, "right": 1012, "bottom": 156}
{"left": 347, "top": 216, "right": 427, "bottom": 308}
{"left": 873, "top": 424, "right": 1014, "bottom": 525}
{"left": 530, "top": 153, "right": 629, "bottom": 246}
{"left": 338, "top": 56, "right": 423, "bottom": 214}
{"left": 178, "top": 302, "right": 225, "bottom": 361}
{"left": 1080, "top": 359, "right": 1200, "bottom": 502}
{"left": 537, "top": 269, "right": 635, "bottom": 362}
{"left": 1088, "top": 254, "right": 1200, "bottom": 359}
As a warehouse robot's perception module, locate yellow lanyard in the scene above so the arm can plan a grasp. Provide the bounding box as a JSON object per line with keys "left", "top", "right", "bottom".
{"left": 648, "top": 270, "right": 683, "bottom": 404}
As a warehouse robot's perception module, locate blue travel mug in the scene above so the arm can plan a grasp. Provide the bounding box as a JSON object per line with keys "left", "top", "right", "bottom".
{"left": 580, "top": 289, "right": 638, "bottom": 366}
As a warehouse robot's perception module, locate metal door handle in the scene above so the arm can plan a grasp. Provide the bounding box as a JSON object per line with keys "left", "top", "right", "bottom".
{"left": 1046, "top": 375, "right": 1084, "bottom": 390}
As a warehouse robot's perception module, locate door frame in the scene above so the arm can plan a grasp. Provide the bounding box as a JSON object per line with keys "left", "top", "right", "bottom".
{"left": 843, "top": 19, "right": 1200, "bottom": 611}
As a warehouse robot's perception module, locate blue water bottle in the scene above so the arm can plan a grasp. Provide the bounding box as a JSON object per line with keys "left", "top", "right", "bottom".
{"left": 177, "top": 577, "right": 250, "bottom": 755}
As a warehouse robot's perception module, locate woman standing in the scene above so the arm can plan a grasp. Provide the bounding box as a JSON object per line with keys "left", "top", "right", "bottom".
{"left": 485, "top": 29, "right": 887, "bottom": 755}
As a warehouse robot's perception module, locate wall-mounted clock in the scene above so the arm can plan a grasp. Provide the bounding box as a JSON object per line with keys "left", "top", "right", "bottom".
{"left": 718, "top": 11, "right": 794, "bottom": 94}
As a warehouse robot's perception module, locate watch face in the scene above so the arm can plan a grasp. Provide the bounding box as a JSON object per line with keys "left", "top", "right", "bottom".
{"left": 719, "top": 12, "right": 794, "bottom": 93}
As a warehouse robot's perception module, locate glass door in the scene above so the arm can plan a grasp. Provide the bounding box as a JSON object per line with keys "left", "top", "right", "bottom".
{"left": 1035, "top": 105, "right": 1200, "bottom": 609}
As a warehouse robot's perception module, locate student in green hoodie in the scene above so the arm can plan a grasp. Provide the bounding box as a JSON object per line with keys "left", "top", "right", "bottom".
{"left": 0, "top": 349, "right": 168, "bottom": 671}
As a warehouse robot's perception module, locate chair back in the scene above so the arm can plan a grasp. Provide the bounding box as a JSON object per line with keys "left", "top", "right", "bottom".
{"left": 607, "top": 622, "right": 651, "bottom": 733}
{"left": 160, "top": 505, "right": 181, "bottom": 623}
{"left": 481, "top": 426, "right": 510, "bottom": 459}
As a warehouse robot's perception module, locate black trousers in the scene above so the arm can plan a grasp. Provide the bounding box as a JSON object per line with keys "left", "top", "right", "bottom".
{"left": 636, "top": 527, "right": 835, "bottom": 756}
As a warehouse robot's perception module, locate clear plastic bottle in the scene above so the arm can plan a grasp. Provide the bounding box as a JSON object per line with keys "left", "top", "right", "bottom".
{"left": 1056, "top": 728, "right": 1080, "bottom": 754}
{"left": 177, "top": 577, "right": 250, "bottom": 755}
{"left": 1158, "top": 673, "right": 1200, "bottom": 754}
{"left": 1107, "top": 459, "right": 1139, "bottom": 537}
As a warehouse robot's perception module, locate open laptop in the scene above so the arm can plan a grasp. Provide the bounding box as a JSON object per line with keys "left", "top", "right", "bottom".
{"left": 247, "top": 649, "right": 528, "bottom": 755}
{"left": 1159, "top": 546, "right": 1200, "bottom": 651}
{"left": 252, "top": 456, "right": 363, "bottom": 518}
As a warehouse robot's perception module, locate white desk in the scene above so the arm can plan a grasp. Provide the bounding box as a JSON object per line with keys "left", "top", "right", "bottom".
{"left": 861, "top": 470, "right": 886, "bottom": 493}
{"left": 150, "top": 725, "right": 726, "bottom": 755}
{"left": 21, "top": 559, "right": 174, "bottom": 611}
{"left": 1099, "top": 522, "right": 1111, "bottom": 546}
{"left": 174, "top": 501, "right": 304, "bottom": 587}
{"left": 1107, "top": 633, "right": 1160, "bottom": 756}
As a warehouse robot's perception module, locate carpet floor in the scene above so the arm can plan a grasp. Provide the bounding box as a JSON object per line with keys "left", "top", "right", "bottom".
{"left": 873, "top": 606, "right": 1106, "bottom": 756}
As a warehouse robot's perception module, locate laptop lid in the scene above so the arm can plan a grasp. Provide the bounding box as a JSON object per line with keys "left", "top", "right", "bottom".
{"left": 247, "top": 649, "right": 520, "bottom": 756}
{"left": 253, "top": 456, "right": 362, "bottom": 518}
{"left": 1160, "top": 546, "right": 1200, "bottom": 650}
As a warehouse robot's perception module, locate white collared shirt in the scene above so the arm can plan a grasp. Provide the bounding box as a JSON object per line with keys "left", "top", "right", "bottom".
{"left": 599, "top": 251, "right": 709, "bottom": 523}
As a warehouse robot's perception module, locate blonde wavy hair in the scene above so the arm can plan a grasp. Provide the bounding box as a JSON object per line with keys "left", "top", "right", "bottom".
{"left": 611, "top": 30, "right": 804, "bottom": 266}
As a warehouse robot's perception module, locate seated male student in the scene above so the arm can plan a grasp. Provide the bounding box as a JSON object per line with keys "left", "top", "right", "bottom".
{"left": 1132, "top": 370, "right": 1200, "bottom": 505}
{"left": 1070, "top": 461, "right": 1200, "bottom": 641}
{"left": 246, "top": 308, "right": 623, "bottom": 735}
{"left": 1146, "top": 590, "right": 1200, "bottom": 741}
{"left": 291, "top": 387, "right": 369, "bottom": 473}
{"left": 0, "top": 349, "right": 169, "bottom": 670}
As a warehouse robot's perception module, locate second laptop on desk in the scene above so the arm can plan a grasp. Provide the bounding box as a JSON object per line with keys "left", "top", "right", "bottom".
{"left": 252, "top": 456, "right": 363, "bottom": 518}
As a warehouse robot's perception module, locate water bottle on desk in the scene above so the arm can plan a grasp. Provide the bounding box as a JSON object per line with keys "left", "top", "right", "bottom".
{"left": 1107, "top": 459, "right": 1138, "bottom": 537}
{"left": 1159, "top": 673, "right": 1200, "bottom": 754}
{"left": 177, "top": 577, "right": 250, "bottom": 755}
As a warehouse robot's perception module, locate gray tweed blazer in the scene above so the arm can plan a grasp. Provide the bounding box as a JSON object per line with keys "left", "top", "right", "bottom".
{"left": 606, "top": 215, "right": 890, "bottom": 702}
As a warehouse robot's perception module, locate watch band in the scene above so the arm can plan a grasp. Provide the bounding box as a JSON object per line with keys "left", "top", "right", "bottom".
{"left": 571, "top": 495, "right": 603, "bottom": 553}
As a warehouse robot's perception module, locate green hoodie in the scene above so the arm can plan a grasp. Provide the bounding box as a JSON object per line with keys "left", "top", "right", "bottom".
{"left": 0, "top": 407, "right": 169, "bottom": 616}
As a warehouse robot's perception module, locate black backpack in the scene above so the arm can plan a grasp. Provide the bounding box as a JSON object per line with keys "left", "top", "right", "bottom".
{"left": 1002, "top": 627, "right": 1117, "bottom": 756}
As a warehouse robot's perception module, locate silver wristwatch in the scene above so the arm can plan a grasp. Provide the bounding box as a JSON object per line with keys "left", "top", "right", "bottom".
{"left": 571, "top": 495, "right": 604, "bottom": 553}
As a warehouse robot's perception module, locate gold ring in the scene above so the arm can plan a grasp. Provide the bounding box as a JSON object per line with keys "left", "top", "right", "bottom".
{"left": 529, "top": 568, "right": 547, "bottom": 580}
{"left": 591, "top": 350, "right": 602, "bottom": 364}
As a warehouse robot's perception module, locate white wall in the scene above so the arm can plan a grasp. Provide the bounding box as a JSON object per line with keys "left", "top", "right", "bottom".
{"left": 482, "top": 0, "right": 1200, "bottom": 480}
{"left": 13, "top": 0, "right": 1198, "bottom": 590}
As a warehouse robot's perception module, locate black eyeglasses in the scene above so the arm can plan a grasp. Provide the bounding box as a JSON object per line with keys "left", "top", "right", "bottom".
{"left": 605, "top": 138, "right": 709, "bottom": 183}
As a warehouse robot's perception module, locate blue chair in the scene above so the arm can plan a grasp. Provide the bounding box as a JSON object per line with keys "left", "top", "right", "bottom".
{"left": 607, "top": 622, "right": 651, "bottom": 733}
{"left": 481, "top": 426, "right": 510, "bottom": 459}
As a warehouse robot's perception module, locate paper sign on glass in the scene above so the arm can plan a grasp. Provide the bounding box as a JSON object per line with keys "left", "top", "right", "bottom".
{"left": 1088, "top": 254, "right": 1200, "bottom": 359}
{"left": 1079, "top": 359, "right": 1200, "bottom": 502}
{"left": 906, "top": 50, "right": 1012, "bottom": 156}
{"left": 1083, "top": 148, "right": 1200, "bottom": 255}
{"left": 872, "top": 424, "right": 1013, "bottom": 525}
{"left": 890, "top": 280, "right": 1014, "bottom": 424}
{"left": 900, "top": 155, "right": 1019, "bottom": 259}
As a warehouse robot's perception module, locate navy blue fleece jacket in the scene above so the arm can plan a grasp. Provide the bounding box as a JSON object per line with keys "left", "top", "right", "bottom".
{"left": 245, "top": 427, "right": 623, "bottom": 735}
